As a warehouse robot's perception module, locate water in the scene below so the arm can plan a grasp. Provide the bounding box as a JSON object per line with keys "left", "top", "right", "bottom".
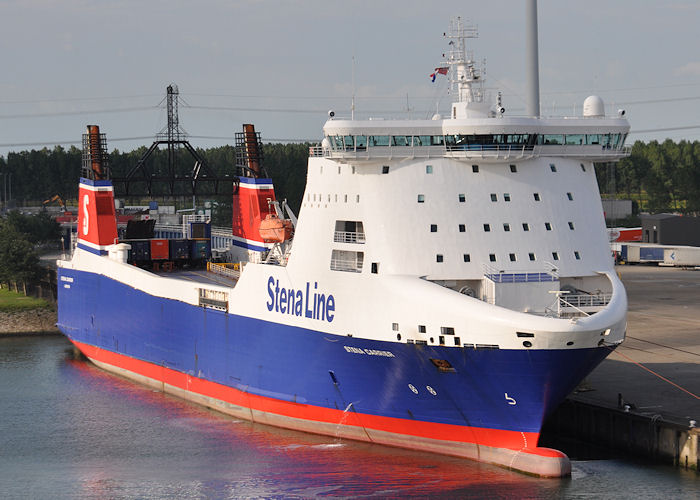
{"left": 1, "top": 335, "right": 697, "bottom": 499}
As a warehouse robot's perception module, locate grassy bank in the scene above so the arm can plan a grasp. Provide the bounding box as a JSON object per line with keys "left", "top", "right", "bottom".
{"left": 0, "top": 288, "right": 52, "bottom": 311}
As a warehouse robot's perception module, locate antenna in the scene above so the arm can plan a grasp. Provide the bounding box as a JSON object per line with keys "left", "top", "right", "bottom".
{"left": 526, "top": 0, "right": 541, "bottom": 117}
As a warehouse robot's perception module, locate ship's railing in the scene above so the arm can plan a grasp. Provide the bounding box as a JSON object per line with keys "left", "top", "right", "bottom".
{"left": 207, "top": 262, "right": 241, "bottom": 281}
{"left": 333, "top": 230, "right": 366, "bottom": 244}
{"left": 310, "top": 144, "right": 630, "bottom": 161}
{"left": 545, "top": 292, "right": 613, "bottom": 318}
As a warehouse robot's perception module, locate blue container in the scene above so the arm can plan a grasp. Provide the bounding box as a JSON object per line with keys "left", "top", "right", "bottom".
{"left": 128, "top": 240, "right": 151, "bottom": 262}
{"left": 169, "top": 239, "right": 190, "bottom": 261}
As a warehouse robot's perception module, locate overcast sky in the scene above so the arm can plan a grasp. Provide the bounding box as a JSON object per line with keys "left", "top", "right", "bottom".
{"left": 2, "top": 0, "right": 700, "bottom": 158}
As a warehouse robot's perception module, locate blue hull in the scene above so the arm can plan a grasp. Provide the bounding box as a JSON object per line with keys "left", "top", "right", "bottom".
{"left": 57, "top": 267, "right": 611, "bottom": 437}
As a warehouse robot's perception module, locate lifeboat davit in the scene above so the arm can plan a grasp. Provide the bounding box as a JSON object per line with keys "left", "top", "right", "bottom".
{"left": 259, "top": 214, "right": 293, "bottom": 243}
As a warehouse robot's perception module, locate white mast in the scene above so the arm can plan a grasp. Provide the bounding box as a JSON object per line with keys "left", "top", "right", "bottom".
{"left": 526, "top": 0, "right": 541, "bottom": 118}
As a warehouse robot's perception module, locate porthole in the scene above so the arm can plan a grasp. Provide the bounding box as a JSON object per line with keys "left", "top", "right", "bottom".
{"left": 566, "top": 341, "right": 574, "bottom": 346}
{"left": 523, "top": 341, "right": 532, "bottom": 348}
{"left": 397, "top": 333, "right": 402, "bottom": 341}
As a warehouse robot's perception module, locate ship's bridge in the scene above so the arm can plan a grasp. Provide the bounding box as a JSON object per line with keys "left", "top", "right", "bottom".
{"left": 314, "top": 116, "right": 630, "bottom": 163}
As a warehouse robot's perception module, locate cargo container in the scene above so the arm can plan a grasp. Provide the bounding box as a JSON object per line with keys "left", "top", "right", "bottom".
{"left": 639, "top": 246, "right": 664, "bottom": 262}
{"left": 150, "top": 239, "right": 169, "bottom": 260}
{"left": 128, "top": 240, "right": 151, "bottom": 262}
{"left": 189, "top": 222, "right": 211, "bottom": 239}
{"left": 168, "top": 239, "right": 190, "bottom": 261}
{"left": 190, "top": 239, "right": 211, "bottom": 261}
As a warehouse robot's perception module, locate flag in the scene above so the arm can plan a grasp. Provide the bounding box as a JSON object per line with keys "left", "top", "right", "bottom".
{"left": 429, "top": 67, "right": 449, "bottom": 82}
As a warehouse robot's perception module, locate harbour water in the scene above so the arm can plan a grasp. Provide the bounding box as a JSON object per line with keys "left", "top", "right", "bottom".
{"left": 1, "top": 335, "right": 697, "bottom": 499}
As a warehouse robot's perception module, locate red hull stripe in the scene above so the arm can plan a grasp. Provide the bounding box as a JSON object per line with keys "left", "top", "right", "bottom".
{"left": 72, "top": 340, "right": 558, "bottom": 456}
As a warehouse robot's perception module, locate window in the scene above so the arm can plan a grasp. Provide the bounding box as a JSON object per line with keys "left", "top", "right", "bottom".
{"left": 574, "top": 251, "right": 581, "bottom": 260}
{"left": 529, "top": 252, "right": 536, "bottom": 261}
{"left": 510, "top": 164, "right": 517, "bottom": 173}
{"left": 338, "top": 166, "right": 341, "bottom": 174}
{"left": 351, "top": 166, "right": 356, "bottom": 174}
{"left": 436, "top": 254, "right": 443, "bottom": 263}
{"left": 504, "top": 193, "right": 511, "bottom": 202}
{"left": 483, "top": 224, "right": 491, "bottom": 232}
{"left": 490, "top": 193, "right": 497, "bottom": 202}
{"left": 356, "top": 195, "right": 360, "bottom": 203}
{"left": 534, "top": 193, "right": 541, "bottom": 201}
{"left": 371, "top": 262, "right": 379, "bottom": 274}
{"left": 522, "top": 223, "right": 530, "bottom": 231}
{"left": 430, "top": 224, "right": 438, "bottom": 232}
{"left": 417, "top": 194, "right": 425, "bottom": 203}
{"left": 334, "top": 194, "right": 338, "bottom": 202}
{"left": 392, "top": 322, "right": 399, "bottom": 331}
{"left": 458, "top": 193, "right": 466, "bottom": 202}
{"left": 503, "top": 223, "right": 511, "bottom": 232}
{"left": 418, "top": 325, "right": 426, "bottom": 333}
{"left": 382, "top": 165, "right": 389, "bottom": 174}
{"left": 463, "top": 254, "right": 471, "bottom": 262}
{"left": 330, "top": 250, "right": 364, "bottom": 273}
{"left": 580, "top": 163, "right": 586, "bottom": 172}
{"left": 552, "top": 252, "right": 559, "bottom": 261}
{"left": 550, "top": 163, "right": 557, "bottom": 172}
{"left": 459, "top": 224, "right": 466, "bottom": 232}
{"left": 472, "top": 165, "right": 479, "bottom": 173}
{"left": 441, "top": 327, "right": 455, "bottom": 335}
{"left": 489, "top": 254, "right": 497, "bottom": 262}
{"left": 426, "top": 165, "right": 433, "bottom": 174}
{"left": 509, "top": 253, "right": 517, "bottom": 262}
{"left": 568, "top": 221, "right": 575, "bottom": 230}
{"left": 439, "top": 336, "right": 445, "bottom": 345}
{"left": 334, "top": 220, "right": 365, "bottom": 243}
{"left": 567, "top": 192, "right": 573, "bottom": 201}
{"left": 545, "top": 222, "right": 552, "bottom": 231}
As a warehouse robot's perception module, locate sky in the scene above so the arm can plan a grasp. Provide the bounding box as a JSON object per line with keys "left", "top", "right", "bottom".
{"left": 2, "top": 0, "right": 700, "bottom": 158}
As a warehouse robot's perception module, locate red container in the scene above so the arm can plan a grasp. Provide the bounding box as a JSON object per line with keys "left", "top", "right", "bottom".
{"left": 150, "top": 239, "right": 169, "bottom": 260}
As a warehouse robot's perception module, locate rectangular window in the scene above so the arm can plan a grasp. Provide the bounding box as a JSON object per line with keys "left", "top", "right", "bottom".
{"left": 330, "top": 250, "right": 364, "bottom": 273}
{"left": 436, "top": 254, "right": 443, "bottom": 263}
{"left": 545, "top": 222, "right": 552, "bottom": 231}
{"left": 550, "top": 163, "right": 557, "bottom": 172}
{"left": 382, "top": 165, "right": 389, "bottom": 174}
{"left": 580, "top": 163, "right": 586, "bottom": 172}
{"left": 439, "top": 336, "right": 445, "bottom": 345}
{"left": 509, "top": 253, "right": 517, "bottom": 262}
{"left": 522, "top": 223, "right": 530, "bottom": 231}
{"left": 472, "top": 165, "right": 479, "bottom": 173}
{"left": 392, "top": 322, "right": 399, "bottom": 331}
{"left": 503, "top": 193, "right": 511, "bottom": 202}
{"left": 510, "top": 164, "right": 517, "bottom": 173}
{"left": 430, "top": 224, "right": 438, "bottom": 232}
{"left": 417, "top": 194, "right": 425, "bottom": 203}
{"left": 568, "top": 221, "right": 575, "bottom": 230}
{"left": 490, "top": 193, "right": 497, "bottom": 202}
{"left": 503, "top": 223, "right": 511, "bottom": 232}
{"left": 458, "top": 193, "right": 466, "bottom": 202}
{"left": 552, "top": 252, "right": 559, "bottom": 261}
{"left": 489, "top": 254, "right": 497, "bottom": 262}
{"left": 371, "top": 262, "right": 379, "bottom": 274}
{"left": 574, "top": 251, "right": 581, "bottom": 260}
{"left": 440, "top": 327, "right": 455, "bottom": 335}
{"left": 529, "top": 252, "right": 536, "bottom": 261}
{"left": 533, "top": 193, "right": 541, "bottom": 201}
{"left": 418, "top": 325, "right": 426, "bottom": 333}
{"left": 483, "top": 224, "right": 491, "bottom": 232}
{"left": 459, "top": 224, "right": 466, "bottom": 232}
{"left": 454, "top": 337, "right": 461, "bottom": 346}
{"left": 426, "top": 165, "right": 433, "bottom": 174}
{"left": 368, "top": 135, "right": 390, "bottom": 146}
{"left": 567, "top": 192, "right": 573, "bottom": 201}
{"left": 463, "top": 254, "right": 470, "bottom": 262}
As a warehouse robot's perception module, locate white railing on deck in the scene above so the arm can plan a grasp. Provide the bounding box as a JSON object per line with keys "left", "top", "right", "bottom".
{"left": 333, "top": 231, "right": 365, "bottom": 244}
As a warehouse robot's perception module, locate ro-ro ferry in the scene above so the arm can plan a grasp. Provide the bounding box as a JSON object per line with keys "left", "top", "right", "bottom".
{"left": 57, "top": 3, "right": 629, "bottom": 476}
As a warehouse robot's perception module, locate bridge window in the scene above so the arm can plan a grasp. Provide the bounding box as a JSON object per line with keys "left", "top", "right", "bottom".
{"left": 392, "top": 136, "right": 411, "bottom": 146}
{"left": 355, "top": 135, "right": 367, "bottom": 149}
{"left": 510, "top": 164, "right": 517, "bottom": 173}
{"left": 472, "top": 165, "right": 479, "bottom": 173}
{"left": 565, "top": 135, "right": 583, "bottom": 145}
{"left": 368, "top": 135, "right": 390, "bottom": 146}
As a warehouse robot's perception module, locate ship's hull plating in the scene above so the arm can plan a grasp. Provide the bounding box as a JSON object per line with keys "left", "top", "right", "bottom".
{"left": 58, "top": 267, "right": 613, "bottom": 476}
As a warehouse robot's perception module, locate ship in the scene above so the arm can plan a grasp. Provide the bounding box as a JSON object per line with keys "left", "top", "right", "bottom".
{"left": 57, "top": 3, "right": 629, "bottom": 477}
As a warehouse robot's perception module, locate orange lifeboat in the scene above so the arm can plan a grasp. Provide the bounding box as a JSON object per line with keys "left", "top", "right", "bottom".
{"left": 259, "top": 214, "right": 293, "bottom": 243}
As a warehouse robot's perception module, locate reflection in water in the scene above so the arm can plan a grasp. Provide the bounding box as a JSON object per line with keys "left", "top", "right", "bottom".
{"left": 0, "top": 336, "right": 697, "bottom": 499}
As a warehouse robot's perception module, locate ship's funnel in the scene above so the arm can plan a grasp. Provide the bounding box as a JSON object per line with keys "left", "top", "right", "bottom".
{"left": 86, "top": 125, "right": 107, "bottom": 180}
{"left": 243, "top": 123, "right": 261, "bottom": 176}
{"left": 526, "top": 0, "right": 540, "bottom": 118}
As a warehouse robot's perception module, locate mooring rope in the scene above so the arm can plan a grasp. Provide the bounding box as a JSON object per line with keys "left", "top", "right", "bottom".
{"left": 606, "top": 345, "right": 700, "bottom": 400}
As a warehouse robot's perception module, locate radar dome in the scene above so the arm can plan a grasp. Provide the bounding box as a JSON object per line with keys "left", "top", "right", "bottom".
{"left": 583, "top": 95, "right": 605, "bottom": 117}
